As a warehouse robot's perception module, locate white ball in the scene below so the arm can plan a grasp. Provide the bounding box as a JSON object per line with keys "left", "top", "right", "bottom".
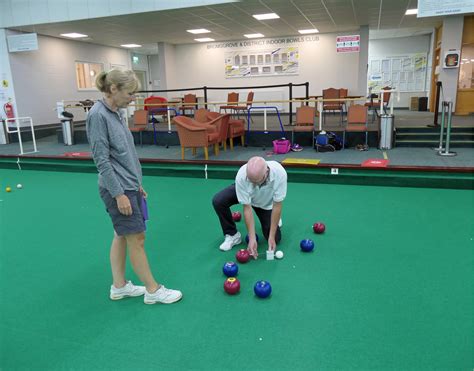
{"left": 275, "top": 250, "right": 284, "bottom": 259}
{"left": 16, "top": 184, "right": 22, "bottom": 189}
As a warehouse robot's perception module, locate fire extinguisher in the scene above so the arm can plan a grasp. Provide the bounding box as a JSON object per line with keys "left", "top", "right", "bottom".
{"left": 4, "top": 101, "right": 14, "bottom": 119}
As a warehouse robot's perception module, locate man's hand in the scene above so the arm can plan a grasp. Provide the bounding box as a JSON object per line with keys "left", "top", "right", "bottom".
{"left": 247, "top": 237, "right": 258, "bottom": 259}
{"left": 116, "top": 194, "right": 132, "bottom": 216}
{"left": 268, "top": 237, "right": 277, "bottom": 252}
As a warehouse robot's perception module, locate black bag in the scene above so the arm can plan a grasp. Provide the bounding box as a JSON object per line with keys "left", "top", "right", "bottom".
{"left": 327, "top": 132, "right": 343, "bottom": 150}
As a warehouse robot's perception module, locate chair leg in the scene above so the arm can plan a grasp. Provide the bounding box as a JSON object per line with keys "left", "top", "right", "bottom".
{"left": 139, "top": 131, "right": 143, "bottom": 147}
{"left": 192, "top": 148, "right": 196, "bottom": 156}
{"left": 230, "top": 137, "right": 234, "bottom": 150}
{"left": 214, "top": 143, "right": 219, "bottom": 156}
{"left": 181, "top": 146, "right": 185, "bottom": 160}
{"left": 343, "top": 131, "right": 346, "bottom": 149}
{"left": 204, "top": 146, "right": 208, "bottom": 160}
{"left": 223, "top": 140, "right": 227, "bottom": 151}
{"left": 240, "top": 135, "right": 244, "bottom": 146}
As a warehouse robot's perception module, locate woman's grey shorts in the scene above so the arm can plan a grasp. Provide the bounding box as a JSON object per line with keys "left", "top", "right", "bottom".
{"left": 99, "top": 188, "right": 146, "bottom": 236}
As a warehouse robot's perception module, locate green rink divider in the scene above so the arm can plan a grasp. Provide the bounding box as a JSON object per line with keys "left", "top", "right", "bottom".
{"left": 0, "top": 157, "right": 473, "bottom": 189}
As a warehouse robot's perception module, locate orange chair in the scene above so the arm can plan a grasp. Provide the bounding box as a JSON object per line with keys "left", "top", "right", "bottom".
{"left": 194, "top": 108, "right": 210, "bottom": 123}
{"left": 230, "top": 91, "right": 254, "bottom": 120}
{"left": 179, "top": 94, "right": 198, "bottom": 116}
{"left": 292, "top": 106, "right": 316, "bottom": 143}
{"left": 207, "top": 111, "right": 244, "bottom": 150}
{"left": 344, "top": 104, "right": 368, "bottom": 149}
{"left": 207, "top": 113, "right": 230, "bottom": 151}
{"left": 219, "top": 92, "right": 239, "bottom": 114}
{"left": 322, "top": 88, "right": 343, "bottom": 124}
{"left": 184, "top": 113, "right": 229, "bottom": 152}
{"left": 130, "top": 109, "right": 148, "bottom": 146}
{"left": 172, "top": 116, "right": 220, "bottom": 160}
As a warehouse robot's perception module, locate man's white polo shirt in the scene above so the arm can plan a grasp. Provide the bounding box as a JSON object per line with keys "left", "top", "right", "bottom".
{"left": 235, "top": 161, "right": 287, "bottom": 210}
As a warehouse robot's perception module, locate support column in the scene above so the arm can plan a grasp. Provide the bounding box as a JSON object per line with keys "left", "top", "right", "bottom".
{"left": 357, "top": 25, "right": 369, "bottom": 96}
{"left": 438, "top": 15, "right": 464, "bottom": 111}
{"left": 157, "top": 42, "right": 176, "bottom": 95}
{"left": 0, "top": 29, "right": 18, "bottom": 144}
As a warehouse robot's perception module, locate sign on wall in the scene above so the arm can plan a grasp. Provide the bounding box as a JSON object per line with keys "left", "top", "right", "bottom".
{"left": 443, "top": 50, "right": 460, "bottom": 68}
{"left": 225, "top": 46, "right": 299, "bottom": 78}
{"left": 336, "top": 35, "right": 360, "bottom": 53}
{"left": 7, "top": 33, "right": 38, "bottom": 52}
{"left": 368, "top": 53, "right": 427, "bottom": 92}
{"left": 417, "top": 0, "right": 474, "bottom": 17}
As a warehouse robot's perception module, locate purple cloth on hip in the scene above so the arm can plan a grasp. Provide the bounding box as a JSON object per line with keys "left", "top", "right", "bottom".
{"left": 141, "top": 197, "right": 149, "bottom": 221}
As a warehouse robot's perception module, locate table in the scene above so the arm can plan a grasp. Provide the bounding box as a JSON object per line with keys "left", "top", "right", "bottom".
{"left": 0, "top": 160, "right": 472, "bottom": 369}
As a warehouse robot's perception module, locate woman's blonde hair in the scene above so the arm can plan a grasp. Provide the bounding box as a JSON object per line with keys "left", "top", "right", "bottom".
{"left": 95, "top": 69, "right": 140, "bottom": 94}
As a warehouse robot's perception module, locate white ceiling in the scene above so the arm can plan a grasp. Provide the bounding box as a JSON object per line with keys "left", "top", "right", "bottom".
{"left": 9, "top": 0, "right": 443, "bottom": 55}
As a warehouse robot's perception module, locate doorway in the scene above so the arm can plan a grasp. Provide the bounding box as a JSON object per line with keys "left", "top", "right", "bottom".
{"left": 133, "top": 70, "right": 147, "bottom": 90}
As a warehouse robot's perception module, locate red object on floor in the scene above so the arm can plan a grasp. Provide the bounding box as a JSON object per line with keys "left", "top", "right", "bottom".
{"left": 361, "top": 159, "right": 389, "bottom": 168}
{"left": 62, "top": 152, "right": 91, "bottom": 157}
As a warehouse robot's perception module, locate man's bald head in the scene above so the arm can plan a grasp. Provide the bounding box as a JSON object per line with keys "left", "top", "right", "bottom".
{"left": 246, "top": 156, "right": 267, "bottom": 184}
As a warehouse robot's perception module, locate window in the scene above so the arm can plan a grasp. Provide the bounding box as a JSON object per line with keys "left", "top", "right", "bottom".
{"left": 75, "top": 62, "right": 104, "bottom": 90}
{"left": 458, "top": 44, "right": 474, "bottom": 89}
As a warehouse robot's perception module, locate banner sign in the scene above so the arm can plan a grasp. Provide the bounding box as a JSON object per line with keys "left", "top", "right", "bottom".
{"left": 336, "top": 35, "right": 360, "bottom": 53}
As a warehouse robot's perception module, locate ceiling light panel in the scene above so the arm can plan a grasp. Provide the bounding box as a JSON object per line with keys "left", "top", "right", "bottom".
{"left": 60, "top": 33, "right": 88, "bottom": 38}
{"left": 194, "top": 38, "right": 215, "bottom": 42}
{"left": 253, "top": 13, "right": 280, "bottom": 20}
{"left": 186, "top": 29, "right": 211, "bottom": 34}
{"left": 244, "top": 33, "right": 264, "bottom": 38}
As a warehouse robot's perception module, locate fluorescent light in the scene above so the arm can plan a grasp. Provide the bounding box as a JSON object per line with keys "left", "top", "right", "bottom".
{"left": 298, "top": 29, "right": 319, "bottom": 34}
{"left": 471, "top": 59, "right": 474, "bottom": 62}
{"left": 244, "top": 33, "right": 264, "bottom": 39}
{"left": 61, "top": 33, "right": 88, "bottom": 38}
{"left": 405, "top": 8, "right": 418, "bottom": 15}
{"left": 121, "top": 44, "right": 142, "bottom": 48}
{"left": 194, "top": 38, "right": 215, "bottom": 42}
{"left": 253, "top": 13, "right": 279, "bottom": 20}
{"left": 187, "top": 29, "right": 211, "bottom": 34}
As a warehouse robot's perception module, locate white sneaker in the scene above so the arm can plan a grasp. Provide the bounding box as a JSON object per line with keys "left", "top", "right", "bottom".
{"left": 110, "top": 280, "right": 146, "bottom": 300}
{"left": 144, "top": 285, "right": 183, "bottom": 304}
{"left": 278, "top": 219, "right": 283, "bottom": 228}
{"left": 219, "top": 231, "right": 242, "bottom": 251}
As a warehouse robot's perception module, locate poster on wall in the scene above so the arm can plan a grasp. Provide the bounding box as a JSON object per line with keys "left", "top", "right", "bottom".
{"left": 443, "top": 50, "right": 460, "bottom": 68}
{"left": 368, "top": 53, "right": 427, "bottom": 92}
{"left": 417, "top": 0, "right": 474, "bottom": 17}
{"left": 7, "top": 33, "right": 38, "bottom": 52}
{"left": 336, "top": 35, "right": 360, "bottom": 53}
{"left": 225, "top": 47, "right": 299, "bottom": 78}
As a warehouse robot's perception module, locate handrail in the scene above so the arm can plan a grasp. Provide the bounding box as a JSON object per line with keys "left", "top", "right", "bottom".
{"left": 138, "top": 82, "right": 310, "bottom": 125}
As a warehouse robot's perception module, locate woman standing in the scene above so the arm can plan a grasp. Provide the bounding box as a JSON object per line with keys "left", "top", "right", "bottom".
{"left": 86, "top": 69, "right": 182, "bottom": 305}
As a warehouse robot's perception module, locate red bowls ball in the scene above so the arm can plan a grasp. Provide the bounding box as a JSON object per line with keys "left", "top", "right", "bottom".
{"left": 232, "top": 211, "right": 242, "bottom": 222}
{"left": 224, "top": 277, "right": 240, "bottom": 295}
{"left": 236, "top": 249, "right": 250, "bottom": 263}
{"left": 313, "top": 222, "right": 325, "bottom": 234}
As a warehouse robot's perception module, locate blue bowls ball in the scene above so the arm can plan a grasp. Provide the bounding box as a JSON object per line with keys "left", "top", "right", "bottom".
{"left": 300, "top": 239, "right": 315, "bottom": 252}
{"left": 245, "top": 234, "right": 259, "bottom": 244}
{"left": 222, "top": 261, "right": 239, "bottom": 277}
{"left": 254, "top": 280, "right": 272, "bottom": 298}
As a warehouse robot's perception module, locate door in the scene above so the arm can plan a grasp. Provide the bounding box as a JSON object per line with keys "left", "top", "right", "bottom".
{"left": 133, "top": 70, "right": 147, "bottom": 90}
